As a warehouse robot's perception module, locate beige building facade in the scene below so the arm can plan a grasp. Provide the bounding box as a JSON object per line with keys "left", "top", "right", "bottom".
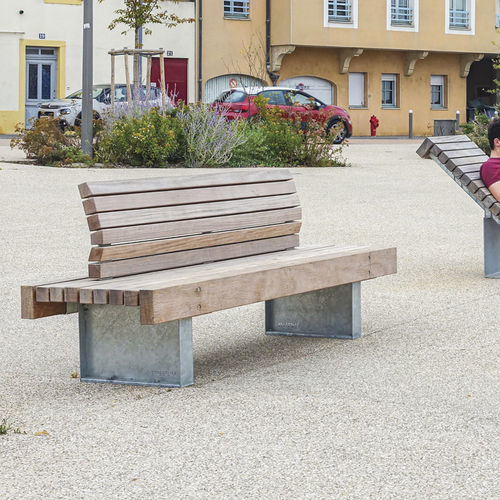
{"left": 198, "top": 0, "right": 500, "bottom": 136}
{"left": 0, "top": 0, "right": 195, "bottom": 134}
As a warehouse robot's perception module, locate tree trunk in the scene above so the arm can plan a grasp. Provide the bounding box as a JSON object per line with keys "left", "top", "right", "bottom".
{"left": 133, "top": 27, "right": 140, "bottom": 104}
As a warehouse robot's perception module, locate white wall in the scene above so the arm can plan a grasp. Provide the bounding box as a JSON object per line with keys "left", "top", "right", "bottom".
{"left": 0, "top": 0, "right": 195, "bottom": 121}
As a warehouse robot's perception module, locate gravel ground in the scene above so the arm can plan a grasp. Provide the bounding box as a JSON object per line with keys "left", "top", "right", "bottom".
{"left": 0, "top": 140, "right": 498, "bottom": 499}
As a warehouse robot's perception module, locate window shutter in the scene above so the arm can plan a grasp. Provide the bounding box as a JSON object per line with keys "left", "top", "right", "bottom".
{"left": 349, "top": 73, "right": 364, "bottom": 107}
{"left": 430, "top": 75, "right": 444, "bottom": 86}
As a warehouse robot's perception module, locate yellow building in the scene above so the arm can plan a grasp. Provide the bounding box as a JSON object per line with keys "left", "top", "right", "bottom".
{"left": 198, "top": 0, "right": 500, "bottom": 136}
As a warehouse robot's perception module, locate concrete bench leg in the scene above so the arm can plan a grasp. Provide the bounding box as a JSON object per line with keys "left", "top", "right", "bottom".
{"left": 79, "top": 304, "right": 193, "bottom": 387}
{"left": 265, "top": 282, "right": 361, "bottom": 339}
{"left": 484, "top": 217, "right": 500, "bottom": 279}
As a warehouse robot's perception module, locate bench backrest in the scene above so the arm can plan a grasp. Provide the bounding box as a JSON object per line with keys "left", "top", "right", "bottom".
{"left": 79, "top": 170, "right": 302, "bottom": 279}
{"left": 417, "top": 135, "right": 500, "bottom": 221}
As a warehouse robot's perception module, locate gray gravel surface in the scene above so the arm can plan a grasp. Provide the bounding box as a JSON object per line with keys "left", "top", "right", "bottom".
{"left": 1, "top": 141, "right": 499, "bottom": 499}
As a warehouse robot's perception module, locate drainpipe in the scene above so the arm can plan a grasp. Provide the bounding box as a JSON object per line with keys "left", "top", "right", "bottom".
{"left": 197, "top": 0, "right": 203, "bottom": 101}
{"left": 266, "top": 0, "right": 279, "bottom": 86}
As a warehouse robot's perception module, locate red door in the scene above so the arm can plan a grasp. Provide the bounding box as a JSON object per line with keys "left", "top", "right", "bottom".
{"left": 151, "top": 58, "right": 188, "bottom": 104}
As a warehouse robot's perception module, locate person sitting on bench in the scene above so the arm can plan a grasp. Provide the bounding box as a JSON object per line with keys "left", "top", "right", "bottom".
{"left": 481, "top": 118, "right": 500, "bottom": 202}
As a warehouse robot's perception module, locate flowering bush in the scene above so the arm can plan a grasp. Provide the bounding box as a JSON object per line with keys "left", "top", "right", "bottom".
{"left": 176, "top": 103, "right": 247, "bottom": 167}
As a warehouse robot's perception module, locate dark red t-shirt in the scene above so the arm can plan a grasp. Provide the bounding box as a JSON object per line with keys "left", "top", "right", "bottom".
{"left": 480, "top": 157, "right": 500, "bottom": 188}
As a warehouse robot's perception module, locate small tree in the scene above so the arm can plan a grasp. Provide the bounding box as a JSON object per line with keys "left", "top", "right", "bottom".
{"left": 98, "top": 0, "right": 194, "bottom": 96}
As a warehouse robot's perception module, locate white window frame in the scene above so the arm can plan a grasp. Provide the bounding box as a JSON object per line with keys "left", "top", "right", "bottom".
{"left": 324, "top": 0, "right": 358, "bottom": 29}
{"left": 348, "top": 72, "right": 366, "bottom": 108}
{"left": 445, "top": 0, "right": 475, "bottom": 35}
{"left": 223, "top": 0, "right": 250, "bottom": 20}
{"left": 381, "top": 73, "right": 398, "bottom": 108}
{"left": 496, "top": 0, "right": 500, "bottom": 27}
{"left": 430, "top": 75, "right": 447, "bottom": 109}
{"left": 386, "top": 0, "right": 419, "bottom": 32}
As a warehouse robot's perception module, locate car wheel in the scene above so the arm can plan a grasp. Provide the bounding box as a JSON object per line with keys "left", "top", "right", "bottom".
{"left": 326, "top": 118, "right": 348, "bottom": 144}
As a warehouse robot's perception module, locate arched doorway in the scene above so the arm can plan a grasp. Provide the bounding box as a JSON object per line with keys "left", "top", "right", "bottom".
{"left": 204, "top": 74, "right": 266, "bottom": 103}
{"left": 279, "top": 76, "right": 335, "bottom": 105}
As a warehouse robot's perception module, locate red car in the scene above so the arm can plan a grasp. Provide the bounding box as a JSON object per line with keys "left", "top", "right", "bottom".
{"left": 213, "top": 86, "right": 352, "bottom": 144}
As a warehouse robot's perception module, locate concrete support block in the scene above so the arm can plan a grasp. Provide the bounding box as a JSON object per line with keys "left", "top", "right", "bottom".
{"left": 265, "top": 283, "right": 361, "bottom": 339}
{"left": 79, "top": 304, "right": 193, "bottom": 387}
{"left": 484, "top": 217, "right": 500, "bottom": 279}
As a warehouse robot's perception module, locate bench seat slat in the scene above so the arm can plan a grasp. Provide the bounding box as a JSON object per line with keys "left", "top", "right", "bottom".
{"left": 437, "top": 148, "right": 487, "bottom": 163}
{"left": 139, "top": 247, "right": 397, "bottom": 324}
{"left": 89, "top": 222, "right": 301, "bottom": 262}
{"left": 430, "top": 143, "right": 479, "bottom": 157}
{"left": 87, "top": 193, "right": 301, "bottom": 231}
{"left": 79, "top": 170, "right": 293, "bottom": 198}
{"left": 83, "top": 180, "right": 297, "bottom": 215}
{"left": 88, "top": 234, "right": 300, "bottom": 279}
{"left": 416, "top": 135, "right": 470, "bottom": 158}
{"left": 35, "top": 246, "right": 367, "bottom": 304}
{"left": 444, "top": 160, "right": 483, "bottom": 177}
{"left": 444, "top": 155, "right": 488, "bottom": 168}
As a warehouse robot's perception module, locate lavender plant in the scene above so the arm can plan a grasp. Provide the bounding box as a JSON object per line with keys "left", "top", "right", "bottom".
{"left": 176, "top": 104, "right": 247, "bottom": 167}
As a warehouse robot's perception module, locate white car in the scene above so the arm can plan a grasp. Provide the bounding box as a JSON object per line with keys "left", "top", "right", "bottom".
{"left": 37, "top": 84, "right": 162, "bottom": 128}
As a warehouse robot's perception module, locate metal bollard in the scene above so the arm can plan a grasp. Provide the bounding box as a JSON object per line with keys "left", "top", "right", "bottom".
{"left": 456, "top": 110, "right": 460, "bottom": 132}
{"left": 409, "top": 110, "right": 413, "bottom": 139}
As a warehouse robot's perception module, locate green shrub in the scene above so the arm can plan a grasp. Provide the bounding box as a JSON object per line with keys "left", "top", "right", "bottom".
{"left": 229, "top": 94, "right": 348, "bottom": 167}
{"left": 461, "top": 113, "right": 492, "bottom": 155}
{"left": 228, "top": 125, "right": 272, "bottom": 167}
{"left": 96, "top": 108, "right": 183, "bottom": 166}
{"left": 10, "top": 118, "right": 89, "bottom": 166}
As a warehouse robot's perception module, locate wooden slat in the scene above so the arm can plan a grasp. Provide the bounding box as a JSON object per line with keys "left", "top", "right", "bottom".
{"left": 460, "top": 171, "right": 481, "bottom": 186}
{"left": 429, "top": 142, "right": 478, "bottom": 156}
{"left": 437, "top": 148, "right": 487, "bottom": 163}
{"left": 426, "top": 135, "right": 470, "bottom": 143}
{"left": 89, "top": 222, "right": 301, "bottom": 262}
{"left": 473, "top": 187, "right": 493, "bottom": 202}
{"left": 87, "top": 193, "right": 301, "bottom": 231}
{"left": 468, "top": 179, "right": 485, "bottom": 194}
{"left": 482, "top": 196, "right": 498, "bottom": 211}
{"left": 79, "top": 170, "right": 292, "bottom": 198}
{"left": 453, "top": 165, "right": 481, "bottom": 180}
{"left": 49, "top": 287, "right": 65, "bottom": 302}
{"left": 444, "top": 159, "right": 482, "bottom": 175}
{"left": 416, "top": 135, "right": 470, "bottom": 159}
{"left": 91, "top": 207, "right": 302, "bottom": 245}
{"left": 491, "top": 203, "right": 500, "bottom": 217}
{"left": 21, "top": 286, "right": 67, "bottom": 319}
{"left": 109, "top": 289, "right": 124, "bottom": 305}
{"left": 139, "top": 247, "right": 397, "bottom": 324}
{"left": 36, "top": 287, "right": 50, "bottom": 302}
{"left": 83, "top": 180, "right": 297, "bottom": 215}
{"left": 89, "top": 234, "right": 300, "bottom": 279}
{"left": 444, "top": 155, "right": 488, "bottom": 167}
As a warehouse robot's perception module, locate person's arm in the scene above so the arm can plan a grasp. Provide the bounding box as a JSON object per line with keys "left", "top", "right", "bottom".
{"left": 489, "top": 181, "right": 500, "bottom": 202}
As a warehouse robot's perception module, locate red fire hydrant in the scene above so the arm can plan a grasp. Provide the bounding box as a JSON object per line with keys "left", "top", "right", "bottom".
{"left": 370, "top": 115, "right": 379, "bottom": 136}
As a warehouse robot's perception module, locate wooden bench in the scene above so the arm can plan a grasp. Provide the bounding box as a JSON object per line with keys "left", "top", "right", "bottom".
{"left": 21, "top": 170, "right": 397, "bottom": 387}
{"left": 417, "top": 135, "right": 500, "bottom": 278}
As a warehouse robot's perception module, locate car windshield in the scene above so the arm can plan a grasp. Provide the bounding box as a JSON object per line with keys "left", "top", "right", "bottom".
{"left": 65, "top": 85, "right": 160, "bottom": 103}
{"left": 66, "top": 85, "right": 111, "bottom": 99}
{"left": 214, "top": 90, "right": 247, "bottom": 103}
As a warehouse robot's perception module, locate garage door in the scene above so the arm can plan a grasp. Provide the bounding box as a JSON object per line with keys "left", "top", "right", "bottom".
{"left": 204, "top": 74, "right": 266, "bottom": 103}
{"left": 279, "top": 76, "right": 334, "bottom": 105}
